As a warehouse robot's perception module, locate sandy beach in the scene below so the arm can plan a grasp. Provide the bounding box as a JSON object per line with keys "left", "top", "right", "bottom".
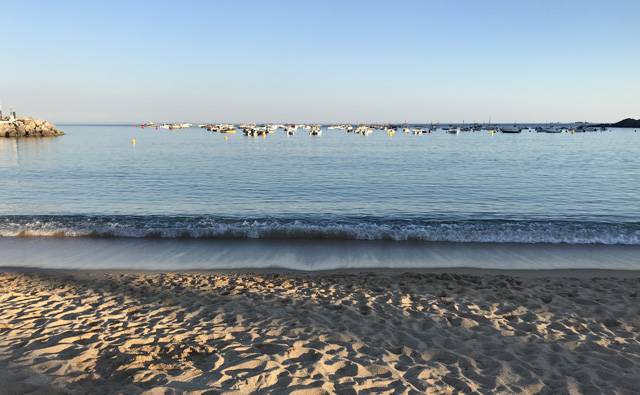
{"left": 0, "top": 268, "right": 638, "bottom": 394}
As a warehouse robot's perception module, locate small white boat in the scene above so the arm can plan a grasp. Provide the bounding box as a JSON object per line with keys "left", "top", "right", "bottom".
{"left": 354, "top": 126, "right": 373, "bottom": 135}
{"left": 309, "top": 126, "right": 322, "bottom": 136}
{"left": 537, "top": 127, "right": 562, "bottom": 133}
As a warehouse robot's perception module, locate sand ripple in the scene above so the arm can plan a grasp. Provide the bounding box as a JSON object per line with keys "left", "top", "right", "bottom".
{"left": 0, "top": 269, "right": 639, "bottom": 394}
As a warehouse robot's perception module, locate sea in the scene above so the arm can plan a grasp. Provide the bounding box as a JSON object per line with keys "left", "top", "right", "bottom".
{"left": 1, "top": 125, "right": 639, "bottom": 270}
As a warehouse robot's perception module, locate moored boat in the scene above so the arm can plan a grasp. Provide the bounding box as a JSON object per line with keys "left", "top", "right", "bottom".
{"left": 537, "top": 127, "right": 562, "bottom": 133}
{"left": 500, "top": 125, "right": 522, "bottom": 133}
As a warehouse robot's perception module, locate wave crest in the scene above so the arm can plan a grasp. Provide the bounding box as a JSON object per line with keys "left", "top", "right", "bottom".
{"left": 1, "top": 216, "right": 639, "bottom": 245}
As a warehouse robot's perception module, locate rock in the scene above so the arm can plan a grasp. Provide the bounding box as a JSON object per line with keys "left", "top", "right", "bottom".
{"left": 0, "top": 117, "right": 64, "bottom": 138}
{"left": 541, "top": 295, "right": 553, "bottom": 304}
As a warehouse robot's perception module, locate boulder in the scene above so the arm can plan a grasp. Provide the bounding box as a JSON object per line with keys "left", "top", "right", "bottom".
{"left": 0, "top": 117, "right": 64, "bottom": 138}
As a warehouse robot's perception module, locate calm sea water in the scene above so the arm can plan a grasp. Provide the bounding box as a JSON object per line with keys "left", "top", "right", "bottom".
{"left": 1, "top": 125, "right": 639, "bottom": 269}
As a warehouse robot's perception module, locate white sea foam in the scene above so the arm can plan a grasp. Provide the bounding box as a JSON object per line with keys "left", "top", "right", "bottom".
{"left": 1, "top": 216, "right": 639, "bottom": 245}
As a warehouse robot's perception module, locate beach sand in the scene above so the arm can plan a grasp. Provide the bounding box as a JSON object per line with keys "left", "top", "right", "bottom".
{"left": 0, "top": 268, "right": 638, "bottom": 394}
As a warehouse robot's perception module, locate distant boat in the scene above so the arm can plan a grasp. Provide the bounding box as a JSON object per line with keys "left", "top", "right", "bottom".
{"left": 242, "top": 126, "right": 266, "bottom": 137}
{"left": 537, "top": 127, "right": 562, "bottom": 133}
{"left": 500, "top": 126, "right": 522, "bottom": 133}
{"left": 160, "top": 123, "right": 192, "bottom": 130}
{"left": 267, "top": 124, "right": 282, "bottom": 133}
{"left": 447, "top": 127, "right": 460, "bottom": 135}
{"left": 355, "top": 126, "right": 373, "bottom": 135}
{"left": 309, "top": 126, "right": 322, "bottom": 136}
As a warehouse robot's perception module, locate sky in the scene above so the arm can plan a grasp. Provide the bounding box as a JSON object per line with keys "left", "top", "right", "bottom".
{"left": 1, "top": 0, "right": 638, "bottom": 123}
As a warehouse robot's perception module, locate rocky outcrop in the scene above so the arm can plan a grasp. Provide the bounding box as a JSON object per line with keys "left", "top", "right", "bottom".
{"left": 0, "top": 117, "right": 64, "bottom": 138}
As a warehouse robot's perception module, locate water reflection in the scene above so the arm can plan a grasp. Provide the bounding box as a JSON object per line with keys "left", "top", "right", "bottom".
{"left": 0, "top": 137, "right": 62, "bottom": 168}
{"left": 0, "top": 126, "right": 639, "bottom": 222}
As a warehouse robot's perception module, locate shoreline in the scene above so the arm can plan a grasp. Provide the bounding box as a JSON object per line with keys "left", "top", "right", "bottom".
{"left": 4, "top": 265, "right": 640, "bottom": 278}
{"left": 2, "top": 238, "right": 640, "bottom": 271}
{"left": 1, "top": 267, "right": 638, "bottom": 393}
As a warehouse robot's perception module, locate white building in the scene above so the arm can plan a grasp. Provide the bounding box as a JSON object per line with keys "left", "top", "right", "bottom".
{"left": 0, "top": 104, "right": 16, "bottom": 124}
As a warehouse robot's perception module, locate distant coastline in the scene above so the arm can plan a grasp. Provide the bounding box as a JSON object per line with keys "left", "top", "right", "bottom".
{"left": 605, "top": 118, "right": 640, "bottom": 128}
{"left": 55, "top": 118, "right": 639, "bottom": 128}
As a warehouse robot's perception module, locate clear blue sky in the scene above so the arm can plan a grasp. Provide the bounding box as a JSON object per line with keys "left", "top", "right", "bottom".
{"left": 1, "top": 0, "right": 638, "bottom": 123}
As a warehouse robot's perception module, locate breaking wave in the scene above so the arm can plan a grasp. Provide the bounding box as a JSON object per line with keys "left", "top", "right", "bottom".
{"left": 1, "top": 215, "right": 639, "bottom": 245}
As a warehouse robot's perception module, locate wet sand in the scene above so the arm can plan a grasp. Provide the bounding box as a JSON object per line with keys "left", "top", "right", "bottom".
{"left": 0, "top": 268, "right": 639, "bottom": 394}
{"left": 3, "top": 238, "right": 640, "bottom": 271}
